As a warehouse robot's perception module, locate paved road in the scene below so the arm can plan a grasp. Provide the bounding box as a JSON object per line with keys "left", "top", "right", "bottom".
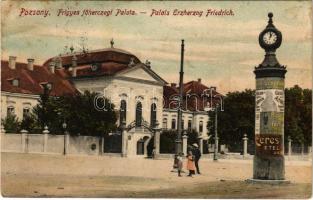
{"left": 1, "top": 152, "right": 311, "bottom": 198}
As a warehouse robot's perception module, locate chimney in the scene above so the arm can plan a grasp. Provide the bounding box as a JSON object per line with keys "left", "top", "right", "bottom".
{"left": 49, "top": 61, "right": 55, "bottom": 74}
{"left": 72, "top": 55, "right": 77, "bottom": 67}
{"left": 145, "top": 60, "right": 151, "bottom": 68}
{"left": 27, "top": 58, "right": 34, "bottom": 71}
{"left": 198, "top": 78, "right": 201, "bottom": 83}
{"left": 9, "top": 56, "right": 16, "bottom": 69}
{"left": 72, "top": 68, "right": 77, "bottom": 77}
{"left": 171, "top": 83, "right": 177, "bottom": 88}
{"left": 56, "top": 56, "right": 63, "bottom": 69}
{"left": 211, "top": 86, "right": 216, "bottom": 91}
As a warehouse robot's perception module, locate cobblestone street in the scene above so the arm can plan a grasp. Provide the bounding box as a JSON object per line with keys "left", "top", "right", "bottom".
{"left": 1, "top": 152, "right": 311, "bottom": 198}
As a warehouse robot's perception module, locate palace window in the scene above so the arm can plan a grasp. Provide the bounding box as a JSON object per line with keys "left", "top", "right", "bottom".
{"left": 135, "top": 102, "right": 142, "bottom": 127}
{"left": 162, "top": 118, "right": 168, "bottom": 129}
{"left": 171, "top": 119, "right": 176, "bottom": 129}
{"left": 188, "top": 120, "right": 192, "bottom": 131}
{"left": 23, "top": 108, "right": 30, "bottom": 119}
{"left": 120, "top": 100, "right": 127, "bottom": 126}
{"left": 7, "top": 106, "right": 15, "bottom": 117}
{"left": 12, "top": 79, "right": 19, "bottom": 87}
{"left": 181, "top": 120, "right": 184, "bottom": 129}
{"left": 199, "top": 121, "right": 203, "bottom": 133}
{"left": 150, "top": 103, "right": 157, "bottom": 128}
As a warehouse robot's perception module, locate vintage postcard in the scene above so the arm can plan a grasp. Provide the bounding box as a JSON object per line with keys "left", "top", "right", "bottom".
{"left": 1, "top": 0, "right": 312, "bottom": 198}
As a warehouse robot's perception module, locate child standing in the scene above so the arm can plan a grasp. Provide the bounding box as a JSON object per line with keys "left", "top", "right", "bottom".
{"left": 186, "top": 151, "right": 195, "bottom": 177}
{"left": 177, "top": 153, "right": 183, "bottom": 177}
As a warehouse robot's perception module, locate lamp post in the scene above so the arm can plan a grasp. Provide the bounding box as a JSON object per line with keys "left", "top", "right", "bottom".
{"left": 175, "top": 39, "right": 185, "bottom": 155}
{"left": 62, "top": 121, "right": 67, "bottom": 155}
{"left": 203, "top": 87, "right": 224, "bottom": 161}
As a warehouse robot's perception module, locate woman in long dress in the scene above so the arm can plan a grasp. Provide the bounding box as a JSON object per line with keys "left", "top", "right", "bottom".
{"left": 186, "top": 151, "right": 195, "bottom": 177}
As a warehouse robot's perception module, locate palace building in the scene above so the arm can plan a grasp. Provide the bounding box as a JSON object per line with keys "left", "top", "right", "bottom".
{"left": 1, "top": 43, "right": 222, "bottom": 157}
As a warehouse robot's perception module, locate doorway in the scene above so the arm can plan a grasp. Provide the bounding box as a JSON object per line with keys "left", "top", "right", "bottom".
{"left": 137, "top": 139, "right": 144, "bottom": 155}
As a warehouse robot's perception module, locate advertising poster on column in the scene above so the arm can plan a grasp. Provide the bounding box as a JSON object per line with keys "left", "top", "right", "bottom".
{"left": 1, "top": 0, "right": 311, "bottom": 198}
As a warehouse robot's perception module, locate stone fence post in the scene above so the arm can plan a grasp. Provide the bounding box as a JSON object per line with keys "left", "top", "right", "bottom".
{"left": 242, "top": 134, "right": 248, "bottom": 158}
{"left": 1, "top": 125, "right": 5, "bottom": 134}
{"left": 20, "top": 129, "right": 28, "bottom": 153}
{"left": 42, "top": 126, "right": 49, "bottom": 152}
{"left": 288, "top": 136, "right": 292, "bottom": 159}
{"left": 65, "top": 131, "right": 70, "bottom": 155}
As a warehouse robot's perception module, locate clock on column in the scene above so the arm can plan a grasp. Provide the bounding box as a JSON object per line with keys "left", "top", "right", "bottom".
{"left": 258, "top": 12, "right": 282, "bottom": 51}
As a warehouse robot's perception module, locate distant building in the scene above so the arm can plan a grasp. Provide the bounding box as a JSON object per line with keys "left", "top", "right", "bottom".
{"left": 1, "top": 44, "right": 222, "bottom": 157}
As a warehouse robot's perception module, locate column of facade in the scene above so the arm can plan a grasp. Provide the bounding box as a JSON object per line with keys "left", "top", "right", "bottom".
{"left": 121, "top": 120, "right": 128, "bottom": 157}
{"left": 154, "top": 130, "right": 160, "bottom": 158}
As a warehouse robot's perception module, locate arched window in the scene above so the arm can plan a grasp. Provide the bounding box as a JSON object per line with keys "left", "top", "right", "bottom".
{"left": 199, "top": 121, "right": 203, "bottom": 133}
{"left": 171, "top": 119, "right": 176, "bottom": 129}
{"left": 162, "top": 118, "right": 168, "bottom": 129}
{"left": 120, "top": 100, "right": 127, "bottom": 126}
{"left": 135, "top": 102, "right": 142, "bottom": 127}
{"left": 150, "top": 103, "right": 157, "bottom": 128}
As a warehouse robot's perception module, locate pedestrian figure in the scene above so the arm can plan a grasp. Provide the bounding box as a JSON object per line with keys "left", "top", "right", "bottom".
{"left": 192, "top": 143, "right": 201, "bottom": 174}
{"left": 186, "top": 151, "right": 195, "bottom": 177}
{"left": 151, "top": 147, "right": 156, "bottom": 159}
{"left": 177, "top": 152, "right": 183, "bottom": 177}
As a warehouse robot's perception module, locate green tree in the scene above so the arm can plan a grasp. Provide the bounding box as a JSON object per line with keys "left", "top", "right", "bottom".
{"left": 285, "top": 85, "right": 312, "bottom": 145}
{"left": 208, "top": 85, "right": 312, "bottom": 150}
{"left": 160, "top": 129, "right": 200, "bottom": 154}
{"left": 208, "top": 89, "right": 255, "bottom": 151}
{"left": 2, "top": 114, "right": 20, "bottom": 133}
{"left": 33, "top": 91, "right": 118, "bottom": 136}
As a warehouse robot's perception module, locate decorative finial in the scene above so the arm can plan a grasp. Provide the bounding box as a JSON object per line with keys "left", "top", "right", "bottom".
{"left": 145, "top": 60, "right": 151, "bottom": 67}
{"left": 268, "top": 12, "right": 273, "bottom": 24}
{"left": 70, "top": 45, "right": 74, "bottom": 53}
{"left": 110, "top": 38, "right": 114, "bottom": 48}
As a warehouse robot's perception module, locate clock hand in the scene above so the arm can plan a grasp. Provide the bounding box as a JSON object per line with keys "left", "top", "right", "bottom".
{"left": 269, "top": 32, "right": 272, "bottom": 39}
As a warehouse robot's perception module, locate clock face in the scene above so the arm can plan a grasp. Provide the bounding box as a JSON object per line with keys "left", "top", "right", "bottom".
{"left": 263, "top": 31, "right": 277, "bottom": 45}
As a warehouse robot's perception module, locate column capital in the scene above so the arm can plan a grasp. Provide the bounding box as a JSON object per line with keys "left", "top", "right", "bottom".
{"left": 20, "top": 129, "right": 28, "bottom": 134}
{"left": 43, "top": 126, "right": 50, "bottom": 134}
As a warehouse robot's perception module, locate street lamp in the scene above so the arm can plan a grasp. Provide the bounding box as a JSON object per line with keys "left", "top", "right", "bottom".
{"left": 62, "top": 121, "right": 67, "bottom": 155}
{"left": 203, "top": 87, "right": 224, "bottom": 161}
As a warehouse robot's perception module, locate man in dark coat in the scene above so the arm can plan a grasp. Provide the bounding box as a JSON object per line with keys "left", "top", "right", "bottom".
{"left": 192, "top": 143, "right": 201, "bottom": 174}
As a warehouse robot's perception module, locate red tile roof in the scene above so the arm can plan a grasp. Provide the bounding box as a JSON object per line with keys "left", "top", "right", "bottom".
{"left": 1, "top": 61, "right": 77, "bottom": 96}
{"left": 43, "top": 48, "right": 141, "bottom": 67}
{"left": 74, "top": 62, "right": 128, "bottom": 77}
{"left": 163, "top": 80, "right": 223, "bottom": 111}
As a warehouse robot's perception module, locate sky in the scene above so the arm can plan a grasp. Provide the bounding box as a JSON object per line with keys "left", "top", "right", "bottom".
{"left": 1, "top": 1, "right": 312, "bottom": 94}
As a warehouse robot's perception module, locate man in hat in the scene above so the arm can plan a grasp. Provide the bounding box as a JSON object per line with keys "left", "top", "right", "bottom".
{"left": 192, "top": 143, "right": 201, "bottom": 174}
